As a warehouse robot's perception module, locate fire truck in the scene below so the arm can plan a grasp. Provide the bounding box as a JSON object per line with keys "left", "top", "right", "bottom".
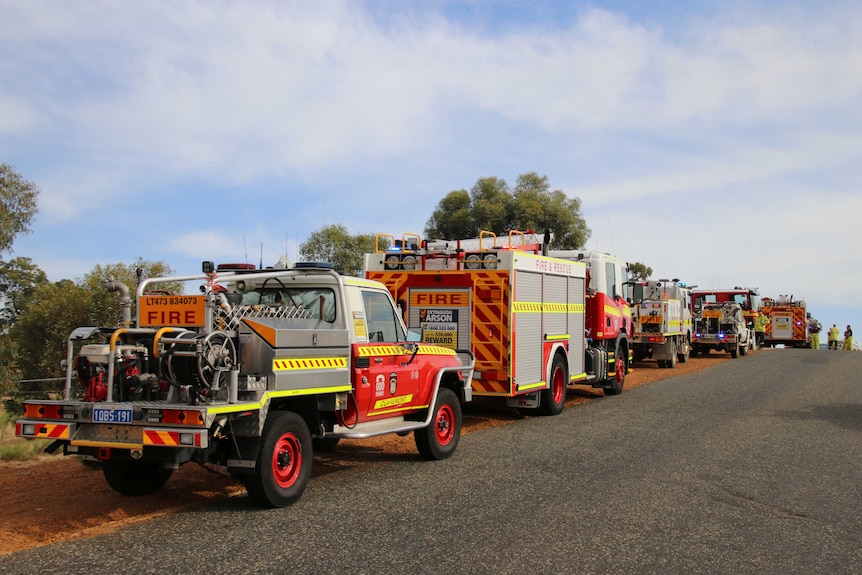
{"left": 364, "top": 231, "right": 632, "bottom": 415}
{"left": 759, "top": 295, "right": 809, "bottom": 348}
{"left": 691, "top": 287, "right": 761, "bottom": 328}
{"left": 691, "top": 301, "right": 752, "bottom": 357}
{"left": 630, "top": 279, "right": 693, "bottom": 368}
{"left": 15, "top": 261, "right": 474, "bottom": 507}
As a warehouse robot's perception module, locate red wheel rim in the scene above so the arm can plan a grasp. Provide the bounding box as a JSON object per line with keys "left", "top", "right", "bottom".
{"left": 434, "top": 404, "right": 455, "bottom": 446}
{"left": 271, "top": 433, "right": 302, "bottom": 488}
{"left": 552, "top": 366, "right": 565, "bottom": 405}
{"left": 615, "top": 356, "right": 625, "bottom": 385}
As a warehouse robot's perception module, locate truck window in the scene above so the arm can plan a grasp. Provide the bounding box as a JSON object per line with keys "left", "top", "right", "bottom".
{"left": 362, "top": 290, "right": 403, "bottom": 343}
{"left": 605, "top": 261, "right": 616, "bottom": 298}
{"left": 241, "top": 287, "right": 337, "bottom": 323}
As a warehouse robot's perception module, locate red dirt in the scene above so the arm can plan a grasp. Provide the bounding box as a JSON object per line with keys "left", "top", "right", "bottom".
{"left": 0, "top": 356, "right": 729, "bottom": 555}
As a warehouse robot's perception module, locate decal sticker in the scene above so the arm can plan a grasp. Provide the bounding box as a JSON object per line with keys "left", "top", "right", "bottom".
{"left": 353, "top": 311, "right": 368, "bottom": 343}
{"left": 419, "top": 308, "right": 458, "bottom": 349}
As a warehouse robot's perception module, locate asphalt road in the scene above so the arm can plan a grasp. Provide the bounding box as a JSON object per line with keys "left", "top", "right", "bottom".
{"left": 3, "top": 349, "right": 861, "bottom": 575}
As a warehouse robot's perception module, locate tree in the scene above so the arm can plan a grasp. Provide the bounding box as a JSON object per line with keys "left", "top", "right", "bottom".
{"left": 7, "top": 259, "right": 178, "bottom": 381}
{"left": 629, "top": 262, "right": 653, "bottom": 282}
{"left": 81, "top": 259, "right": 179, "bottom": 328}
{"left": 424, "top": 189, "right": 475, "bottom": 240}
{"left": 424, "top": 172, "right": 591, "bottom": 249}
{"left": 10, "top": 280, "right": 92, "bottom": 379}
{"left": 299, "top": 224, "right": 378, "bottom": 277}
{"left": 0, "top": 256, "right": 48, "bottom": 332}
{"left": 0, "top": 163, "right": 40, "bottom": 255}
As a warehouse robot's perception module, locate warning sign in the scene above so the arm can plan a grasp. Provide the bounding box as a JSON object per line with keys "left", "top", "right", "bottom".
{"left": 420, "top": 308, "right": 458, "bottom": 349}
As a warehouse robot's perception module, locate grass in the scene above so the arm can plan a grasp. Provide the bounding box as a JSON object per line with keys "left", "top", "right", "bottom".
{"left": 0, "top": 407, "right": 56, "bottom": 462}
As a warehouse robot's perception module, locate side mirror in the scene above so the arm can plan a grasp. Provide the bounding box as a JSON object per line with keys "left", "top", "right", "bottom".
{"left": 406, "top": 327, "right": 423, "bottom": 343}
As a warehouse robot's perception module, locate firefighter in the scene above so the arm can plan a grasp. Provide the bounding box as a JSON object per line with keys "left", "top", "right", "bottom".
{"left": 828, "top": 324, "right": 840, "bottom": 350}
{"left": 754, "top": 312, "right": 770, "bottom": 348}
{"left": 808, "top": 318, "right": 822, "bottom": 350}
{"left": 843, "top": 325, "right": 853, "bottom": 350}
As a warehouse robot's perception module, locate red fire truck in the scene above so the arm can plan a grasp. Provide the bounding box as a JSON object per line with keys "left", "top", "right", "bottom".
{"left": 691, "top": 287, "right": 761, "bottom": 328}
{"left": 759, "top": 295, "right": 809, "bottom": 348}
{"left": 364, "top": 231, "right": 632, "bottom": 415}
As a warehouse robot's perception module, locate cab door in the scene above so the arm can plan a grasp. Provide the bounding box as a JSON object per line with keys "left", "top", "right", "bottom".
{"left": 353, "top": 289, "right": 424, "bottom": 422}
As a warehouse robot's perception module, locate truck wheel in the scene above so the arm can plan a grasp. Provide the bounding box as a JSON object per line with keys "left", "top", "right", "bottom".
{"left": 678, "top": 339, "right": 690, "bottom": 363}
{"left": 604, "top": 346, "right": 626, "bottom": 396}
{"left": 102, "top": 460, "right": 173, "bottom": 496}
{"left": 414, "top": 387, "right": 461, "bottom": 460}
{"left": 740, "top": 341, "right": 748, "bottom": 356}
{"left": 537, "top": 355, "right": 567, "bottom": 416}
{"left": 730, "top": 343, "right": 738, "bottom": 358}
{"left": 667, "top": 341, "right": 678, "bottom": 369}
{"left": 247, "top": 411, "right": 312, "bottom": 508}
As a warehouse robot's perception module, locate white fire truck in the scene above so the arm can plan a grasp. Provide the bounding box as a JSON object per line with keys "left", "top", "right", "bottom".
{"left": 630, "top": 279, "right": 693, "bottom": 368}
{"left": 365, "top": 231, "right": 632, "bottom": 415}
{"left": 16, "top": 261, "right": 474, "bottom": 507}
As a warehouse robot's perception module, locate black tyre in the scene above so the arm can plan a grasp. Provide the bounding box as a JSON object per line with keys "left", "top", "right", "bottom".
{"left": 740, "top": 340, "right": 748, "bottom": 356}
{"left": 604, "top": 345, "right": 626, "bottom": 396}
{"left": 247, "top": 411, "right": 313, "bottom": 508}
{"left": 730, "top": 343, "right": 738, "bottom": 358}
{"left": 667, "top": 341, "right": 678, "bottom": 369}
{"left": 102, "top": 460, "right": 173, "bottom": 496}
{"left": 537, "top": 354, "right": 567, "bottom": 416}
{"left": 414, "top": 388, "right": 462, "bottom": 460}
{"left": 678, "top": 338, "right": 690, "bottom": 363}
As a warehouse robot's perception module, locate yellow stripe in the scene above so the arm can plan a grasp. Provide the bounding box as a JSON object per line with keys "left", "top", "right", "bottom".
{"left": 604, "top": 305, "right": 622, "bottom": 318}
{"left": 356, "top": 345, "right": 457, "bottom": 357}
{"left": 273, "top": 357, "right": 348, "bottom": 371}
{"left": 518, "top": 381, "right": 546, "bottom": 392}
{"left": 373, "top": 394, "right": 413, "bottom": 410}
{"left": 368, "top": 404, "right": 428, "bottom": 417}
{"left": 513, "top": 302, "right": 586, "bottom": 314}
{"left": 206, "top": 385, "right": 353, "bottom": 415}
{"left": 545, "top": 334, "right": 570, "bottom": 341}
{"left": 570, "top": 372, "right": 587, "bottom": 382}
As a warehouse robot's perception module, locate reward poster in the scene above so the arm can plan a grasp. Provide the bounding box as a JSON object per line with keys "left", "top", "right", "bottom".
{"left": 420, "top": 308, "right": 458, "bottom": 349}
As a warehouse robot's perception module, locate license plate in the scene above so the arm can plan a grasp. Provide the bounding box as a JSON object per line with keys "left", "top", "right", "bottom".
{"left": 93, "top": 406, "right": 133, "bottom": 423}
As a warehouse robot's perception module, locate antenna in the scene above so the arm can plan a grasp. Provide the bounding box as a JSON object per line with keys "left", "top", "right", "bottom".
{"left": 260, "top": 243, "right": 263, "bottom": 269}
{"left": 243, "top": 235, "right": 248, "bottom": 265}
{"left": 606, "top": 212, "right": 616, "bottom": 255}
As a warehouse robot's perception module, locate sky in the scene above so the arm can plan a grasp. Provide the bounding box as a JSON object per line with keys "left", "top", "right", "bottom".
{"left": 2, "top": 0, "right": 861, "bottom": 342}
